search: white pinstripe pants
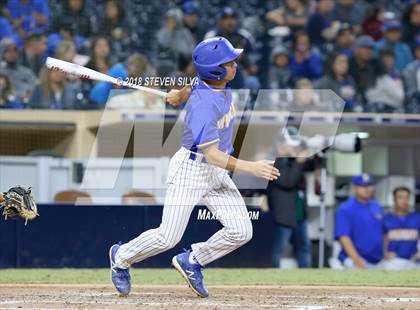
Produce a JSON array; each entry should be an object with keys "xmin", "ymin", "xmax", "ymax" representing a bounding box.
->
[{"xmin": 115, "ymin": 147, "xmax": 253, "ymax": 268}]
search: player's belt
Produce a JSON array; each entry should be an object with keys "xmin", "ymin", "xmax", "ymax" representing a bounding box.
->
[
  {"xmin": 189, "ymin": 151, "xmax": 207, "ymax": 163},
  {"xmin": 181, "ymin": 147, "xmax": 207, "ymax": 163}
]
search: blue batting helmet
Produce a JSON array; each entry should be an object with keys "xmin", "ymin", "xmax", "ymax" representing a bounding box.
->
[{"xmin": 192, "ymin": 37, "xmax": 243, "ymax": 80}]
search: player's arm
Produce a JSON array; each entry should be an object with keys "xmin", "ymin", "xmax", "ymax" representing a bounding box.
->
[
  {"xmin": 338, "ymin": 236, "xmax": 366, "ymax": 268},
  {"xmin": 383, "ymin": 234, "xmax": 389, "ymax": 256},
  {"xmin": 203, "ymin": 144, "xmax": 280, "ymax": 181},
  {"xmin": 0, "ymin": 193, "xmax": 4, "ymax": 203},
  {"xmin": 383, "ymin": 234, "xmax": 396, "ymax": 260},
  {"xmin": 166, "ymin": 85, "xmax": 192, "ymax": 106}
]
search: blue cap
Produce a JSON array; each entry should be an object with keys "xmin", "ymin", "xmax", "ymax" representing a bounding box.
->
[
  {"xmin": 182, "ymin": 1, "xmax": 199, "ymax": 15},
  {"xmin": 356, "ymin": 35, "xmax": 375, "ymax": 49},
  {"xmin": 218, "ymin": 6, "xmax": 237, "ymax": 19},
  {"xmin": 383, "ymin": 19, "xmax": 401, "ymax": 32},
  {"xmin": 352, "ymin": 174, "xmax": 374, "ymax": 186}
]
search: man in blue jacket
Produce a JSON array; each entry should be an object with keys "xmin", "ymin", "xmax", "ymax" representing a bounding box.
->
[
  {"xmin": 375, "ymin": 19, "xmax": 413, "ymax": 71},
  {"xmin": 335, "ymin": 174, "xmax": 384, "ymax": 268}
]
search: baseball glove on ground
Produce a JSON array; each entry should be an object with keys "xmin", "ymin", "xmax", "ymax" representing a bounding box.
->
[{"xmin": 0, "ymin": 186, "xmax": 38, "ymax": 225}]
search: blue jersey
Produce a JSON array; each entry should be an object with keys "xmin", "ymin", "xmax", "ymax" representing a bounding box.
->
[
  {"xmin": 383, "ymin": 212, "xmax": 420, "ymax": 259},
  {"xmin": 182, "ymin": 78, "xmax": 235, "ymax": 154},
  {"xmin": 335, "ymin": 197, "xmax": 384, "ymax": 264},
  {"xmin": 8, "ymin": 0, "xmax": 50, "ymax": 34}
]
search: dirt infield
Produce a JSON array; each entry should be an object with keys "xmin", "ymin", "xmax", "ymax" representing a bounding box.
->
[{"xmin": 0, "ymin": 284, "xmax": 419, "ymax": 309}]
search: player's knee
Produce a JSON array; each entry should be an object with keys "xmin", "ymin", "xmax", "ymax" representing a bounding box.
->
[
  {"xmin": 155, "ymin": 230, "xmax": 180, "ymax": 250},
  {"xmin": 166, "ymin": 234, "xmax": 182, "ymax": 249},
  {"xmin": 240, "ymin": 221, "xmax": 253, "ymax": 244},
  {"xmin": 228, "ymin": 221, "xmax": 253, "ymax": 244}
]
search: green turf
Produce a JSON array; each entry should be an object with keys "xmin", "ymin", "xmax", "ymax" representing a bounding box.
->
[{"xmin": 0, "ymin": 269, "xmax": 419, "ymax": 287}]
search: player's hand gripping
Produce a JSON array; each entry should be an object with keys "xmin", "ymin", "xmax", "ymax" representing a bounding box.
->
[
  {"xmin": 166, "ymin": 85, "xmax": 192, "ymax": 107},
  {"xmin": 251, "ymin": 160, "xmax": 280, "ymax": 181}
]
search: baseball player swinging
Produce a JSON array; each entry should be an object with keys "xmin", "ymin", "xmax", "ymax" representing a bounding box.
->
[{"xmin": 109, "ymin": 37, "xmax": 280, "ymax": 298}]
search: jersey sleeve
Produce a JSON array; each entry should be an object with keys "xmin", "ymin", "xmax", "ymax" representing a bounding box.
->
[
  {"xmin": 415, "ymin": 213, "xmax": 420, "ymax": 232},
  {"xmin": 382, "ymin": 214, "xmax": 390, "ymax": 234},
  {"xmin": 335, "ymin": 207, "xmax": 351, "ymax": 239},
  {"xmin": 189, "ymin": 104, "xmax": 220, "ymax": 149}
]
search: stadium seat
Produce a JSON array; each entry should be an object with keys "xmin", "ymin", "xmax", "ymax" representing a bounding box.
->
[
  {"xmin": 122, "ymin": 190, "xmax": 157, "ymax": 205},
  {"xmin": 54, "ymin": 190, "xmax": 92, "ymax": 204}
]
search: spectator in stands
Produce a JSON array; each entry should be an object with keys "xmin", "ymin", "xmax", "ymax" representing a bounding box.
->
[
  {"xmin": 0, "ymin": 73, "xmax": 23, "ymax": 109},
  {"xmin": 86, "ymin": 37, "xmax": 112, "ymax": 74},
  {"xmin": 382, "ymin": 187, "xmax": 420, "ymax": 270},
  {"xmin": 125, "ymin": 53, "xmax": 154, "ymax": 83},
  {"xmin": 54, "ymin": 40, "xmax": 76, "ymax": 63},
  {"xmin": 361, "ymin": 5, "xmax": 384, "ymax": 41},
  {"xmin": 204, "ymin": 7, "xmax": 255, "ymax": 54},
  {"xmin": 366, "ymin": 49, "xmax": 405, "ymax": 113},
  {"xmin": 269, "ymin": 45, "xmax": 292, "ymax": 89},
  {"xmin": 204, "ymin": 6, "xmax": 259, "ymax": 92},
  {"xmin": 0, "ymin": 38, "xmax": 36, "ymax": 103},
  {"xmin": 89, "ymin": 53, "xmax": 154, "ymax": 106},
  {"xmin": 317, "ymin": 51, "xmax": 358, "ymax": 112},
  {"xmin": 306, "ymin": 0, "xmax": 338, "ymax": 47},
  {"xmin": 54, "ymin": 40, "xmax": 90, "ymax": 105},
  {"xmin": 335, "ymin": 174, "xmax": 384, "ymax": 269},
  {"xmin": 375, "ymin": 19, "xmax": 413, "ymax": 71},
  {"xmin": 266, "ymin": 126, "xmax": 312, "ymax": 268},
  {"xmin": 89, "ymin": 63, "xmax": 126, "ymax": 105},
  {"xmin": 332, "ymin": 0, "xmax": 367, "ymax": 33},
  {"xmin": 30, "ymin": 66, "xmax": 82, "ymax": 109},
  {"xmin": 402, "ymin": 3, "xmax": 420, "ymax": 49},
  {"xmin": 292, "ymin": 77, "xmax": 341, "ymax": 111},
  {"xmin": 289, "ymin": 31, "xmax": 323, "ymax": 81},
  {"xmin": 156, "ymin": 8, "xmax": 195, "ymax": 74},
  {"xmin": 99, "ymin": 0, "xmax": 132, "ymax": 62},
  {"xmin": 266, "ymin": 0, "xmax": 310, "ymax": 36},
  {"xmin": 51, "ymin": 0, "xmax": 92, "ymax": 39},
  {"xmin": 334, "ymin": 24, "xmax": 356, "ymax": 59},
  {"xmin": 182, "ymin": 1, "xmax": 205, "ymax": 42},
  {"xmin": 171, "ymin": 53, "xmax": 196, "ymax": 82},
  {"xmin": 21, "ymin": 33, "xmax": 47, "ymax": 75},
  {"xmin": 349, "ymin": 35, "xmax": 382, "ymax": 106},
  {"xmin": 47, "ymin": 20, "xmax": 86, "ymax": 57},
  {"xmin": 291, "ymin": 78, "xmax": 320, "ymax": 111},
  {"xmin": 106, "ymin": 53, "xmax": 161, "ymax": 110},
  {"xmin": 403, "ymin": 36, "xmax": 420, "ymax": 113},
  {"xmin": 7, "ymin": 0, "xmax": 49, "ymax": 41}
]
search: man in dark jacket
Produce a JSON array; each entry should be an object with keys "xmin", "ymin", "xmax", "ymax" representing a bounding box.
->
[
  {"xmin": 0, "ymin": 38, "xmax": 36, "ymax": 102},
  {"xmin": 348, "ymin": 35, "xmax": 382, "ymax": 107},
  {"xmin": 267, "ymin": 126, "xmax": 312, "ymax": 268}
]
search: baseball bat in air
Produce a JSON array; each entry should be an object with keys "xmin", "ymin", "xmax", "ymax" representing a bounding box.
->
[{"xmin": 45, "ymin": 57, "xmax": 167, "ymax": 98}]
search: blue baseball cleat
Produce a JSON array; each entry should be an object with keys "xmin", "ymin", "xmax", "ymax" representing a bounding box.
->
[
  {"xmin": 172, "ymin": 249, "xmax": 209, "ymax": 298},
  {"xmin": 109, "ymin": 243, "xmax": 131, "ymax": 296}
]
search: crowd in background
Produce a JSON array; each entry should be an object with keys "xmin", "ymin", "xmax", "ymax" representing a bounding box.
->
[{"xmin": 0, "ymin": 0, "xmax": 419, "ymax": 113}]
